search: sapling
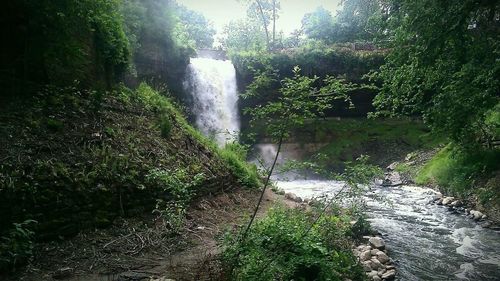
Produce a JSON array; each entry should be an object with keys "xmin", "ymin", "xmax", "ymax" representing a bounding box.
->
[{"xmin": 240, "ymin": 66, "xmax": 359, "ymax": 239}]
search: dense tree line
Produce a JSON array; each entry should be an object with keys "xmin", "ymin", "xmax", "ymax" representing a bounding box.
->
[
  {"xmin": 226, "ymin": 0, "xmax": 499, "ymax": 150},
  {"xmin": 1, "ymin": 0, "xmax": 215, "ymax": 97}
]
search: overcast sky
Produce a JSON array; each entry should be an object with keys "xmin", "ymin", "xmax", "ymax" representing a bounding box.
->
[{"xmin": 176, "ymin": 0, "xmax": 342, "ymax": 35}]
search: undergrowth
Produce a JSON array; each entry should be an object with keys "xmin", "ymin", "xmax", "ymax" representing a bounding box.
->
[
  {"xmin": 0, "ymin": 82, "xmax": 260, "ymax": 271},
  {"xmin": 221, "ymin": 206, "xmax": 365, "ymax": 281}
]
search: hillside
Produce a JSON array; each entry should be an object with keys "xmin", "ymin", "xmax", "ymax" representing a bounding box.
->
[{"xmin": 0, "ymin": 83, "xmax": 259, "ymax": 273}]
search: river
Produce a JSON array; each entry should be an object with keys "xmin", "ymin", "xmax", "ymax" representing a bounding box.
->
[{"xmin": 277, "ymin": 180, "xmax": 500, "ymax": 280}]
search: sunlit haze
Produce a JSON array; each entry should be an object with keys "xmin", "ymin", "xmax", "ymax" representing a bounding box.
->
[{"xmin": 176, "ymin": 0, "xmax": 342, "ymax": 36}]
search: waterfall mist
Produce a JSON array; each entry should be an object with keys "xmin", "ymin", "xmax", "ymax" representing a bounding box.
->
[{"xmin": 184, "ymin": 57, "xmax": 240, "ymax": 146}]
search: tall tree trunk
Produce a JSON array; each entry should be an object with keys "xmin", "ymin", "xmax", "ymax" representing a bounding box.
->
[
  {"xmin": 255, "ymin": 0, "xmax": 270, "ymax": 51},
  {"xmin": 272, "ymin": 0, "xmax": 276, "ymax": 50}
]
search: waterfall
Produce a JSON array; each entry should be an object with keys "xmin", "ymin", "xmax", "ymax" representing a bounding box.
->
[{"xmin": 184, "ymin": 57, "xmax": 240, "ymax": 146}]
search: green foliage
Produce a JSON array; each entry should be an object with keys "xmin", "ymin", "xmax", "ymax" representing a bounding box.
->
[
  {"xmin": 372, "ymin": 0, "xmax": 500, "ymax": 148},
  {"xmin": 0, "ymin": 220, "xmax": 37, "ymax": 271},
  {"xmin": 244, "ymin": 66, "xmax": 356, "ymax": 142},
  {"xmin": 175, "ymin": 4, "xmax": 216, "ymax": 49},
  {"xmin": 301, "ymin": 0, "xmax": 387, "ymax": 44},
  {"xmin": 160, "ymin": 116, "xmax": 172, "ymax": 138},
  {"xmin": 302, "ymin": 7, "xmax": 336, "ymax": 43},
  {"xmin": 221, "ymin": 207, "xmax": 365, "ymax": 281},
  {"xmin": 147, "ymin": 168, "xmax": 204, "ymax": 231},
  {"xmin": 305, "ymin": 118, "xmax": 441, "ymax": 170},
  {"xmin": 219, "ymin": 143, "xmax": 261, "ymax": 188},
  {"xmin": 416, "ymin": 145, "xmax": 500, "ymax": 197},
  {"xmin": 130, "ymin": 83, "xmax": 261, "ymax": 189},
  {"xmin": 9, "ymin": 0, "xmax": 130, "ymax": 88},
  {"xmin": 221, "ymin": 18, "xmax": 268, "ymax": 52},
  {"xmin": 45, "ymin": 118, "xmax": 64, "ymax": 132}
]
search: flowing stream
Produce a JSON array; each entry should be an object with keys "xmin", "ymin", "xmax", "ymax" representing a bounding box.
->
[
  {"xmin": 184, "ymin": 57, "xmax": 240, "ymax": 146},
  {"xmin": 252, "ymin": 144, "xmax": 500, "ymax": 280},
  {"xmin": 276, "ymin": 179, "xmax": 500, "ymax": 280}
]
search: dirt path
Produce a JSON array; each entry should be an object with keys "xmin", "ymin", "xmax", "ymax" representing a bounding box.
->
[{"xmin": 6, "ymin": 188, "xmax": 299, "ymax": 281}]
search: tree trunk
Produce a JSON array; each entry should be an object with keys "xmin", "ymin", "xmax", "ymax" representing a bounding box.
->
[
  {"xmin": 272, "ymin": 0, "xmax": 276, "ymax": 50},
  {"xmin": 255, "ymin": 0, "xmax": 270, "ymax": 51}
]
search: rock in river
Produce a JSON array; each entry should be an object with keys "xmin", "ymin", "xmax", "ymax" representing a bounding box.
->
[
  {"xmin": 376, "ymin": 251, "xmax": 390, "ymax": 264},
  {"xmin": 381, "ymin": 269, "xmax": 396, "ymax": 280},
  {"xmin": 369, "ymin": 236, "xmax": 386, "ymax": 250}
]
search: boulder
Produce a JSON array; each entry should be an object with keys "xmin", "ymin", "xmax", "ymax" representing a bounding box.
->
[
  {"xmin": 52, "ymin": 267, "xmax": 74, "ymax": 280},
  {"xmin": 362, "ymin": 261, "xmax": 373, "ymax": 272},
  {"xmin": 370, "ymin": 257, "xmax": 385, "ymax": 270},
  {"xmin": 441, "ymin": 197, "xmax": 455, "ymax": 205},
  {"xmin": 387, "ymin": 162, "xmax": 399, "ymax": 171},
  {"xmin": 368, "ymin": 271, "xmax": 379, "ymax": 278},
  {"xmin": 385, "ymin": 265, "xmax": 396, "ymax": 270},
  {"xmin": 371, "ymin": 249, "xmax": 379, "ymax": 256},
  {"xmin": 369, "ymin": 236, "xmax": 386, "ymax": 250},
  {"xmin": 450, "ymin": 200, "xmax": 462, "ymax": 207},
  {"xmin": 360, "ymin": 250, "xmax": 372, "ymax": 261},
  {"xmin": 382, "ymin": 172, "xmax": 403, "ymax": 187},
  {"xmin": 284, "ymin": 193, "xmax": 302, "ymax": 203},
  {"xmin": 376, "ymin": 251, "xmax": 390, "ymax": 264},
  {"xmin": 381, "ymin": 269, "xmax": 396, "ymax": 280},
  {"xmin": 469, "ymin": 210, "xmax": 484, "ymax": 221},
  {"xmin": 373, "ymin": 276, "xmax": 381, "ymax": 281}
]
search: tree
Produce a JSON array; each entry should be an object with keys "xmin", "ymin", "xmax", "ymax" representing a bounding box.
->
[
  {"xmin": 372, "ymin": 0, "xmax": 500, "ymax": 148},
  {"xmin": 175, "ymin": 4, "xmax": 216, "ymax": 49},
  {"xmin": 302, "ymin": 6, "xmax": 336, "ymax": 43},
  {"xmin": 244, "ymin": 0, "xmax": 281, "ymax": 51},
  {"xmin": 221, "ymin": 18, "xmax": 267, "ymax": 51}
]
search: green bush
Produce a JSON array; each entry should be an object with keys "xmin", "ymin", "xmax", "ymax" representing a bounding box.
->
[
  {"xmin": 219, "ymin": 143, "xmax": 261, "ymax": 188},
  {"xmin": 0, "ymin": 220, "xmax": 37, "ymax": 271},
  {"xmin": 146, "ymin": 168, "xmax": 204, "ymax": 231},
  {"xmin": 221, "ymin": 207, "xmax": 365, "ymax": 281}
]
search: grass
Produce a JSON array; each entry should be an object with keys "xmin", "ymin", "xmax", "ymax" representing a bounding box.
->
[
  {"xmin": 131, "ymin": 83, "xmax": 261, "ymax": 188},
  {"xmin": 415, "ymin": 144, "xmax": 500, "ymax": 199}
]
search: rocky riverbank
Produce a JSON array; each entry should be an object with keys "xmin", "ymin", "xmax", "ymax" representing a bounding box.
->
[
  {"xmin": 353, "ymin": 236, "xmax": 396, "ymax": 281},
  {"xmin": 383, "ymin": 152, "xmax": 500, "ymax": 229}
]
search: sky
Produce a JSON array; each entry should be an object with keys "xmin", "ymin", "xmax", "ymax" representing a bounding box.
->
[{"xmin": 176, "ymin": 0, "xmax": 342, "ymax": 36}]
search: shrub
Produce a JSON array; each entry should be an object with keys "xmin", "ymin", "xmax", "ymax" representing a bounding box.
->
[
  {"xmin": 221, "ymin": 207, "xmax": 365, "ymax": 281},
  {"xmin": 219, "ymin": 142, "xmax": 261, "ymax": 188},
  {"xmin": 0, "ymin": 220, "xmax": 37, "ymax": 271},
  {"xmin": 146, "ymin": 168, "xmax": 204, "ymax": 231}
]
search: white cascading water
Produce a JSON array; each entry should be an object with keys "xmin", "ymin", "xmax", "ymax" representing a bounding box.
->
[{"xmin": 184, "ymin": 57, "xmax": 240, "ymax": 146}]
